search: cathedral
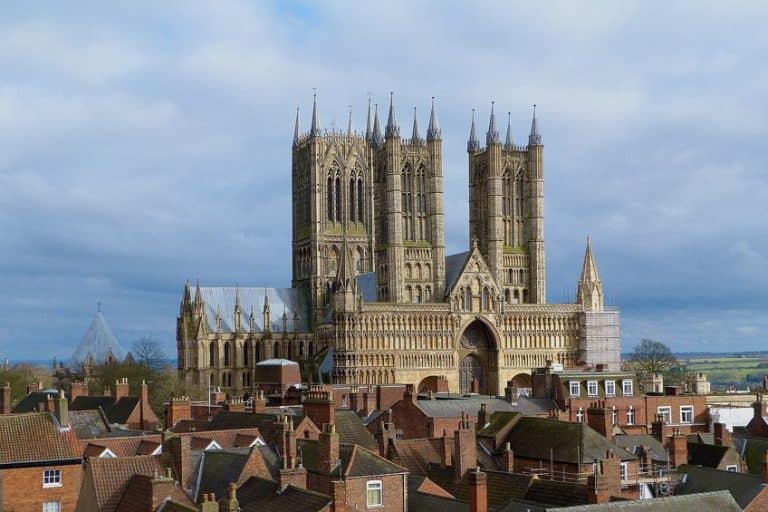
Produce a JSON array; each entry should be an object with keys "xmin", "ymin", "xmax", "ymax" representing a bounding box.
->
[{"xmin": 177, "ymin": 94, "xmax": 620, "ymax": 396}]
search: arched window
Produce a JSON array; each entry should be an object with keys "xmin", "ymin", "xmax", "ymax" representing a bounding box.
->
[
  {"xmin": 424, "ymin": 263, "xmax": 431, "ymax": 279},
  {"xmin": 209, "ymin": 343, "xmax": 216, "ymax": 367},
  {"xmin": 519, "ymin": 269, "xmax": 525, "ymax": 284},
  {"xmin": 357, "ymin": 178, "xmax": 364, "ymax": 224},
  {"xmin": 356, "ymin": 246, "xmax": 365, "ymax": 273},
  {"xmin": 416, "ymin": 165, "xmax": 427, "ymax": 240},
  {"xmin": 481, "ymin": 288, "xmax": 489, "ymax": 311},
  {"xmin": 405, "ymin": 263, "xmax": 412, "ymax": 279},
  {"xmin": 415, "ymin": 286, "xmax": 422, "ymax": 304},
  {"xmin": 401, "ymin": 166, "xmax": 412, "ymax": 240},
  {"xmin": 287, "ymin": 341, "xmax": 293, "ymax": 361},
  {"xmin": 243, "ymin": 341, "xmax": 250, "ymax": 367},
  {"xmin": 255, "ymin": 341, "xmax": 262, "ymax": 363},
  {"xmin": 415, "ymin": 263, "xmax": 422, "ymax": 280},
  {"xmin": 329, "ymin": 246, "xmax": 339, "ymax": 274},
  {"xmin": 405, "ymin": 286, "xmax": 412, "ymax": 303},
  {"xmin": 505, "ymin": 289, "xmax": 511, "ymax": 302},
  {"xmin": 335, "ymin": 176, "xmax": 342, "ymax": 223},
  {"xmin": 223, "ymin": 342, "xmax": 231, "ymax": 367},
  {"xmin": 464, "ymin": 287, "xmax": 472, "ymax": 310},
  {"xmin": 514, "ymin": 171, "xmax": 524, "ymax": 245},
  {"xmin": 349, "ymin": 177, "xmax": 356, "ymax": 222},
  {"xmin": 327, "ymin": 176, "xmax": 334, "ymax": 222},
  {"xmin": 425, "ymin": 286, "xmax": 432, "ymax": 301}
]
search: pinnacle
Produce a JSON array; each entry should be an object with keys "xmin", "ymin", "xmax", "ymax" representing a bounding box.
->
[
  {"xmin": 310, "ymin": 90, "xmax": 320, "ymax": 136},
  {"xmin": 385, "ymin": 91, "xmax": 399, "ymax": 138},
  {"xmin": 486, "ymin": 101, "xmax": 500, "ymax": 145},
  {"xmin": 529, "ymin": 104, "xmax": 542, "ymax": 145},
  {"xmin": 427, "ymin": 96, "xmax": 441, "ymax": 141},
  {"xmin": 467, "ymin": 109, "xmax": 480, "ymax": 152},
  {"xmin": 504, "ymin": 112, "xmax": 514, "ymax": 149},
  {"xmin": 411, "ymin": 107, "xmax": 422, "ymax": 144}
]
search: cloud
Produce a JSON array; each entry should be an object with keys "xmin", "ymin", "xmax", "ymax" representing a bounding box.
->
[{"xmin": 0, "ymin": 1, "xmax": 766, "ymax": 359}]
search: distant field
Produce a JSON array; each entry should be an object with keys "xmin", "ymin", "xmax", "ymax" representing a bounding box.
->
[{"xmin": 682, "ymin": 356, "xmax": 768, "ymax": 389}]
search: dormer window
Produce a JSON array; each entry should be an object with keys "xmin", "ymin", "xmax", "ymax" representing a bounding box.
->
[
  {"xmin": 587, "ymin": 381, "xmax": 598, "ymax": 396},
  {"xmin": 605, "ymin": 380, "xmax": 616, "ymax": 396},
  {"xmin": 569, "ymin": 381, "xmax": 580, "ymax": 397}
]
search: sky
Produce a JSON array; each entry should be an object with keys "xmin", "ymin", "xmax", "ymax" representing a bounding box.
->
[{"xmin": 1, "ymin": 1, "xmax": 766, "ymax": 361}]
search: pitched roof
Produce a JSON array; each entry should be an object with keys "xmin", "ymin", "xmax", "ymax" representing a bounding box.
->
[
  {"xmin": 390, "ymin": 438, "xmax": 445, "ymax": 474},
  {"xmin": 522, "ymin": 478, "xmax": 588, "ymax": 507},
  {"xmin": 195, "ymin": 287, "xmax": 309, "ymax": 332},
  {"xmin": 676, "ymin": 464, "xmax": 765, "ymax": 508},
  {"xmin": 0, "ymin": 412, "xmax": 81, "ymax": 465},
  {"xmin": 613, "ymin": 434, "xmax": 669, "ymax": 463},
  {"xmin": 71, "ymin": 395, "xmax": 115, "ymax": 412},
  {"xmin": 236, "ymin": 476, "xmax": 332, "ymax": 512},
  {"xmin": 553, "ymin": 490, "xmax": 741, "ymax": 511},
  {"xmin": 445, "ymin": 252, "xmax": 470, "ymax": 294},
  {"xmin": 81, "ymin": 435, "xmax": 163, "ymax": 458},
  {"xmin": 11, "ymin": 390, "xmax": 59, "ymax": 413},
  {"xmin": 297, "ymin": 439, "xmax": 406, "ymax": 477},
  {"xmin": 414, "ymin": 396, "xmax": 518, "ymax": 418},
  {"xmin": 71, "ymin": 310, "xmax": 126, "ymax": 364},
  {"xmin": 504, "ymin": 416, "xmax": 635, "ymax": 464},
  {"xmin": 422, "ymin": 467, "xmax": 534, "ymax": 509},
  {"xmin": 333, "ymin": 410, "xmax": 378, "ymax": 451},
  {"xmin": 85, "ymin": 454, "xmax": 171, "ymax": 512},
  {"xmin": 195, "ymin": 447, "xmax": 273, "ymax": 502},
  {"xmin": 687, "ymin": 441, "xmax": 731, "ymax": 468},
  {"xmin": 115, "ymin": 474, "xmax": 193, "ymax": 512},
  {"xmin": 70, "ymin": 409, "xmax": 111, "ymax": 438}
]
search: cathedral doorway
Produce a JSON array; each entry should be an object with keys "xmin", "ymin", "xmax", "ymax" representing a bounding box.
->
[{"xmin": 457, "ymin": 320, "xmax": 498, "ymax": 395}]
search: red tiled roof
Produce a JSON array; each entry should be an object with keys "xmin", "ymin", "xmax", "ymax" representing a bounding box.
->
[
  {"xmin": 179, "ymin": 428, "xmax": 263, "ymax": 450},
  {"xmin": 86, "ymin": 454, "xmax": 172, "ymax": 512},
  {"xmin": 80, "ymin": 435, "xmax": 162, "ymax": 458},
  {"xmin": 390, "ymin": 437, "xmax": 446, "ymax": 474},
  {"xmin": 115, "ymin": 474, "xmax": 194, "ymax": 512},
  {"xmin": 0, "ymin": 412, "xmax": 81, "ymax": 465}
]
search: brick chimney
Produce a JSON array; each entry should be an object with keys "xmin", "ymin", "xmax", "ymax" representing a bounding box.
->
[
  {"xmin": 27, "ymin": 381, "xmax": 41, "ymax": 395},
  {"xmin": 651, "ymin": 414, "xmax": 669, "ymax": 444},
  {"xmin": 274, "ymin": 415, "xmax": 297, "ymax": 462},
  {"xmin": 440, "ymin": 429, "xmax": 452, "ymax": 468},
  {"xmin": 226, "ymin": 396, "xmax": 245, "ymax": 413},
  {"xmin": 331, "ymin": 480, "xmax": 346, "ymax": 512},
  {"xmin": 252, "ymin": 389, "xmax": 266, "ymax": 414},
  {"xmin": 165, "ymin": 434, "xmax": 192, "ymax": 491},
  {"xmin": 669, "ymin": 428, "xmax": 688, "ymax": 468},
  {"xmin": 501, "ymin": 442, "xmax": 514, "ymax": 472},
  {"xmin": 319, "ymin": 423, "xmax": 340, "ymax": 475},
  {"xmin": 454, "ymin": 412, "xmax": 476, "ymax": 481},
  {"xmin": 754, "ymin": 394, "xmax": 765, "ymax": 421},
  {"xmin": 404, "ymin": 384, "xmax": 418, "ymax": 403},
  {"xmin": 762, "ymin": 450, "xmax": 768, "ymax": 484},
  {"xmin": 379, "ymin": 421, "xmax": 395, "ymax": 459},
  {"xmin": 0, "ymin": 383, "xmax": 10, "ymax": 414},
  {"xmin": 113, "ymin": 378, "xmax": 129, "ymax": 402},
  {"xmin": 714, "ymin": 422, "xmax": 731, "ymax": 447},
  {"xmin": 210, "ymin": 387, "xmax": 226, "ymax": 405},
  {"xmin": 304, "ymin": 387, "xmax": 335, "ymax": 429},
  {"xmin": 221, "ymin": 482, "xmax": 239, "ymax": 512},
  {"xmin": 587, "ymin": 450, "xmax": 622, "ymax": 504},
  {"xmin": 200, "ymin": 492, "xmax": 219, "ymax": 512},
  {"xmin": 165, "ymin": 396, "xmax": 192, "ymax": 429},
  {"xmin": 278, "ymin": 455, "xmax": 307, "ymax": 489},
  {"xmin": 69, "ymin": 382, "xmax": 87, "ymax": 402},
  {"xmin": 469, "ymin": 467, "xmax": 487, "ymax": 512},
  {"xmin": 54, "ymin": 389, "xmax": 69, "ymax": 428},
  {"xmin": 139, "ymin": 380, "xmax": 152, "ymax": 429},
  {"xmin": 361, "ymin": 390, "xmax": 375, "ymax": 417},
  {"xmin": 587, "ymin": 402, "xmax": 613, "ymax": 440},
  {"xmin": 477, "ymin": 403, "xmax": 489, "ymax": 430}
]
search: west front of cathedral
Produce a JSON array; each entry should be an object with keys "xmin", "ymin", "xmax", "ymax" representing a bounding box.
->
[{"xmin": 177, "ymin": 95, "xmax": 620, "ymax": 396}]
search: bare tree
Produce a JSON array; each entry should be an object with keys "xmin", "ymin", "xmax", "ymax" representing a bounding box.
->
[
  {"xmin": 132, "ymin": 336, "xmax": 168, "ymax": 372},
  {"xmin": 626, "ymin": 338, "xmax": 679, "ymax": 378}
]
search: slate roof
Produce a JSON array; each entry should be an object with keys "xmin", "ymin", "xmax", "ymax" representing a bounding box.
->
[
  {"xmin": 676, "ymin": 464, "xmax": 766, "ymax": 509},
  {"xmin": 85, "ymin": 454, "xmax": 171, "ymax": 512},
  {"xmin": 297, "ymin": 439, "xmax": 406, "ymax": 477},
  {"xmin": 196, "ymin": 286, "xmax": 309, "ymax": 332},
  {"xmin": 554, "ymin": 490, "xmax": 742, "ymax": 511},
  {"xmin": 423, "ymin": 467, "xmax": 534, "ymax": 509},
  {"xmin": 445, "ymin": 252, "xmax": 470, "ymax": 295},
  {"xmin": 613, "ymin": 434, "xmax": 669, "ymax": 463},
  {"xmin": 733, "ymin": 435, "xmax": 768, "ymax": 475},
  {"xmin": 522, "ymin": 478, "xmax": 588, "ymax": 507},
  {"xmin": 0, "ymin": 412, "xmax": 81, "ymax": 465},
  {"xmin": 70, "ymin": 395, "xmax": 142, "ymax": 425},
  {"xmin": 687, "ymin": 441, "xmax": 730, "ymax": 468},
  {"xmin": 333, "ymin": 410, "xmax": 378, "ymax": 451},
  {"xmin": 415, "ymin": 396, "xmax": 517, "ymax": 418},
  {"xmin": 11, "ymin": 389, "xmax": 59, "ymax": 413},
  {"xmin": 71, "ymin": 310, "xmax": 126, "ymax": 364},
  {"xmin": 70, "ymin": 409, "xmax": 111, "ymax": 438},
  {"xmin": 195, "ymin": 446, "xmax": 275, "ymax": 502},
  {"xmin": 504, "ymin": 416, "xmax": 635, "ymax": 464},
  {"xmin": 237, "ymin": 476, "xmax": 333, "ymax": 512}
]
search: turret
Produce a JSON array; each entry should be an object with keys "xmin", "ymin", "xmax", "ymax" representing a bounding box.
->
[
  {"xmin": 486, "ymin": 101, "xmax": 500, "ymax": 146},
  {"xmin": 504, "ymin": 112, "xmax": 514, "ymax": 149},
  {"xmin": 467, "ymin": 109, "xmax": 480, "ymax": 152},
  {"xmin": 381, "ymin": 93, "xmax": 404, "ymax": 302},
  {"xmin": 309, "ymin": 91, "xmax": 320, "ymax": 137},
  {"xmin": 262, "ymin": 288, "xmax": 271, "ymax": 333},
  {"xmin": 385, "ymin": 92, "xmax": 399, "ymax": 138},
  {"xmin": 426, "ymin": 96, "xmax": 441, "ymax": 141},
  {"xmin": 426, "ymin": 97, "xmax": 446, "ymax": 299},
  {"xmin": 576, "ymin": 237, "xmax": 604, "ymax": 312},
  {"xmin": 410, "ymin": 107, "xmax": 423, "ymax": 145},
  {"xmin": 371, "ymin": 103, "xmax": 383, "ymax": 146},
  {"xmin": 293, "ymin": 105, "xmax": 300, "ymax": 146},
  {"xmin": 527, "ymin": 105, "xmax": 546, "ymax": 303}
]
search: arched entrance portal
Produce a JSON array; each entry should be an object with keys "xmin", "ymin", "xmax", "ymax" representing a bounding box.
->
[{"xmin": 457, "ymin": 320, "xmax": 498, "ymax": 395}]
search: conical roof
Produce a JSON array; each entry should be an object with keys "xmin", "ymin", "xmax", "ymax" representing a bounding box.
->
[{"xmin": 71, "ymin": 310, "xmax": 126, "ymax": 365}]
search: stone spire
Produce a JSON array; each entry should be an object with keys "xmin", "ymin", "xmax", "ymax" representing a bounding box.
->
[
  {"xmin": 293, "ymin": 104, "xmax": 300, "ymax": 146},
  {"xmin": 385, "ymin": 92, "xmax": 399, "ymax": 138},
  {"xmin": 486, "ymin": 101, "xmax": 500, "ymax": 145},
  {"xmin": 411, "ymin": 107, "xmax": 422, "ymax": 144},
  {"xmin": 504, "ymin": 111, "xmax": 514, "ymax": 149},
  {"xmin": 310, "ymin": 90, "xmax": 320, "ymax": 137},
  {"xmin": 372, "ymin": 103, "xmax": 384, "ymax": 146},
  {"xmin": 234, "ymin": 284, "xmax": 242, "ymax": 332},
  {"xmin": 467, "ymin": 109, "xmax": 480, "ymax": 152},
  {"xmin": 576, "ymin": 237, "xmax": 604, "ymax": 312},
  {"xmin": 365, "ymin": 97, "xmax": 373, "ymax": 141},
  {"xmin": 263, "ymin": 286, "xmax": 271, "ymax": 332},
  {"xmin": 427, "ymin": 96, "xmax": 441, "ymax": 141},
  {"xmin": 346, "ymin": 105, "xmax": 353, "ymax": 138},
  {"xmin": 528, "ymin": 104, "xmax": 542, "ymax": 145},
  {"xmin": 194, "ymin": 280, "xmax": 203, "ymax": 314}
]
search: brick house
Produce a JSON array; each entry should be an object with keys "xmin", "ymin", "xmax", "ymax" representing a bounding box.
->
[
  {"xmin": 0, "ymin": 392, "xmax": 83, "ymax": 512},
  {"xmin": 70, "ymin": 379, "xmax": 159, "ymax": 431}
]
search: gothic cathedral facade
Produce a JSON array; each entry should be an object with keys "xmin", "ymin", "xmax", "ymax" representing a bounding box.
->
[{"xmin": 177, "ymin": 95, "xmax": 621, "ymax": 396}]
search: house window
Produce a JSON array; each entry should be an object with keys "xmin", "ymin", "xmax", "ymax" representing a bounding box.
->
[
  {"xmin": 657, "ymin": 406, "xmax": 672, "ymax": 424},
  {"xmin": 366, "ymin": 480, "xmax": 383, "ymax": 507},
  {"xmin": 726, "ymin": 465, "xmax": 738, "ymax": 472},
  {"xmin": 620, "ymin": 462, "xmax": 628, "ymax": 481},
  {"xmin": 627, "ymin": 406, "xmax": 635, "ymax": 425},
  {"xmin": 680, "ymin": 406, "xmax": 694, "ymax": 424},
  {"xmin": 569, "ymin": 381, "xmax": 580, "ymax": 397},
  {"xmin": 576, "ymin": 407, "xmax": 584, "ymax": 423},
  {"xmin": 605, "ymin": 380, "xmax": 616, "ymax": 396},
  {"xmin": 42, "ymin": 503, "xmax": 61, "ymax": 512},
  {"xmin": 43, "ymin": 469, "xmax": 61, "ymax": 488},
  {"xmin": 612, "ymin": 406, "xmax": 618, "ymax": 426},
  {"xmin": 587, "ymin": 381, "xmax": 598, "ymax": 396},
  {"xmin": 622, "ymin": 379, "xmax": 633, "ymax": 396}
]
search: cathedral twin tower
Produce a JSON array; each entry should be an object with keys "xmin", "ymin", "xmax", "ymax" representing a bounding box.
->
[{"xmin": 291, "ymin": 93, "xmax": 545, "ymax": 323}]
